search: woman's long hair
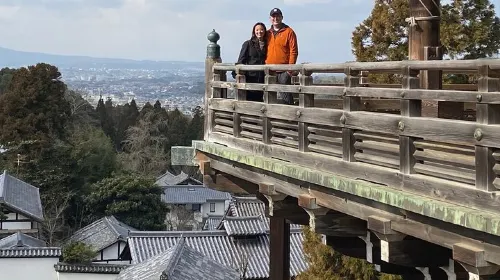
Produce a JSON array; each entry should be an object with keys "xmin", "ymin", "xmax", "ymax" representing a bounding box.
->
[{"xmin": 251, "ymin": 22, "xmax": 267, "ymax": 42}]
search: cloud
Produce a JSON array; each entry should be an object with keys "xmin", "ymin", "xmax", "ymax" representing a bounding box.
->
[
  {"xmin": 284, "ymin": 0, "xmax": 331, "ymax": 6},
  {"xmin": 0, "ymin": 0, "xmax": 377, "ymax": 63}
]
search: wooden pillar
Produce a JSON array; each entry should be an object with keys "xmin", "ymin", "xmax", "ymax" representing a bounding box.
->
[
  {"xmin": 408, "ymin": 0, "xmax": 463, "ymax": 119},
  {"xmin": 342, "ymin": 67, "xmax": 361, "ymax": 162},
  {"xmin": 270, "ymin": 216, "xmax": 290, "ymax": 280},
  {"xmin": 204, "ymin": 29, "xmax": 222, "ymax": 140}
]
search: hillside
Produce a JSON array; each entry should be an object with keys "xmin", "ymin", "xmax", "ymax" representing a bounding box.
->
[{"xmin": 0, "ymin": 47, "xmax": 203, "ymax": 70}]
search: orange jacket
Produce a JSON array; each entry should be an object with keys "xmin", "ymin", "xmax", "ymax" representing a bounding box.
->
[{"xmin": 265, "ymin": 24, "xmax": 298, "ymax": 65}]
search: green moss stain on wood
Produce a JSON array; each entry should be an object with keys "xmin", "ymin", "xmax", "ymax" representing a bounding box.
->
[{"xmin": 193, "ymin": 140, "xmax": 500, "ymax": 236}]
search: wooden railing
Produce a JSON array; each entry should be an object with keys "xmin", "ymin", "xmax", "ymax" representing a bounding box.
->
[{"xmin": 205, "ymin": 59, "xmax": 500, "ymax": 213}]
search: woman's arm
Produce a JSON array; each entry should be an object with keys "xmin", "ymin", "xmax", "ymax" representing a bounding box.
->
[{"xmin": 236, "ymin": 41, "xmax": 249, "ymax": 65}]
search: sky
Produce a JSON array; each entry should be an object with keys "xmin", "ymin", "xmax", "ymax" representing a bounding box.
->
[{"xmin": 0, "ymin": 0, "xmax": 498, "ymax": 63}]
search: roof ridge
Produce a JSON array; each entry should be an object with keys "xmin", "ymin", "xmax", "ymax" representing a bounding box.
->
[
  {"xmin": 128, "ymin": 230, "xmax": 228, "ymax": 237},
  {"xmin": 162, "ymin": 237, "xmax": 186, "ymax": 278},
  {"xmin": 104, "ymin": 216, "xmax": 122, "ymax": 239}
]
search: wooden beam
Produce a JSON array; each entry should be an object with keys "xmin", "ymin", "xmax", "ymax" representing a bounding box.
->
[
  {"xmin": 206, "ymin": 132, "xmax": 500, "ymax": 215},
  {"xmin": 203, "ymin": 174, "xmax": 252, "ymax": 195},
  {"xmin": 326, "ymin": 236, "xmax": 366, "ymax": 259}
]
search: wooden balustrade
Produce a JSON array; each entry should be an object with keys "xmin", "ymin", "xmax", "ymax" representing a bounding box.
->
[{"xmin": 206, "ymin": 59, "xmax": 500, "ymax": 213}]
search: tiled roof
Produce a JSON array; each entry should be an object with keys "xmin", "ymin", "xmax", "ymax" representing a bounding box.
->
[
  {"xmin": 0, "ymin": 232, "xmax": 47, "ymax": 248},
  {"xmin": 221, "ymin": 216, "xmax": 267, "ymax": 236},
  {"xmin": 162, "ymin": 185, "xmax": 232, "ymax": 204},
  {"xmin": 54, "ymin": 263, "xmax": 129, "ymax": 274},
  {"xmin": 126, "ymin": 230, "xmax": 307, "ymax": 279},
  {"xmin": 0, "ymin": 247, "xmax": 61, "ymax": 258},
  {"xmin": 155, "ymin": 171, "xmax": 202, "ymax": 186},
  {"xmin": 202, "ymin": 216, "xmax": 224, "ymax": 231},
  {"xmin": 228, "ymin": 196, "xmax": 303, "ymax": 231},
  {"xmin": 68, "ymin": 216, "xmax": 136, "ymax": 251},
  {"xmin": 229, "ymin": 196, "xmax": 266, "ymax": 217},
  {"xmin": 0, "ymin": 170, "xmax": 43, "ymax": 221},
  {"xmin": 118, "ymin": 238, "xmax": 239, "ymax": 280}
]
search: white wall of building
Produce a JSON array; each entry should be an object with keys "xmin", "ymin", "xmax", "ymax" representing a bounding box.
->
[
  {"xmin": 200, "ymin": 200, "xmax": 227, "ymax": 218},
  {"xmin": 2, "ymin": 211, "xmax": 35, "ymax": 230},
  {"xmin": 57, "ymin": 272, "xmax": 118, "ymax": 280},
  {"xmin": 0, "ymin": 257, "xmax": 58, "ymax": 280}
]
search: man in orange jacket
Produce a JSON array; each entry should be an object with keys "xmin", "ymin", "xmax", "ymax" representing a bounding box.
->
[{"xmin": 266, "ymin": 8, "xmax": 298, "ymax": 105}]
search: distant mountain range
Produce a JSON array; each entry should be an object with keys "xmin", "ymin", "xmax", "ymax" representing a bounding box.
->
[{"xmin": 0, "ymin": 47, "xmax": 204, "ymax": 70}]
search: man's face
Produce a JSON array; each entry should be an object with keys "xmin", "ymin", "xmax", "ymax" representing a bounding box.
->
[{"xmin": 270, "ymin": 14, "xmax": 283, "ymax": 26}]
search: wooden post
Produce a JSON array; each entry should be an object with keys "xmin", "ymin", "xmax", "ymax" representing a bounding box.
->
[
  {"xmin": 204, "ymin": 29, "xmax": 222, "ymax": 140},
  {"xmin": 408, "ymin": 0, "xmax": 463, "ymax": 119},
  {"xmin": 400, "ymin": 67, "xmax": 421, "ymax": 174},
  {"xmin": 263, "ymin": 70, "xmax": 277, "ymax": 144},
  {"xmin": 269, "ymin": 216, "xmax": 290, "ymax": 280},
  {"xmin": 233, "ymin": 73, "xmax": 246, "ymax": 137},
  {"xmin": 475, "ymin": 66, "xmax": 500, "ymax": 191},
  {"xmin": 298, "ymin": 72, "xmax": 313, "ymax": 152},
  {"xmin": 342, "ymin": 67, "xmax": 360, "ymax": 162}
]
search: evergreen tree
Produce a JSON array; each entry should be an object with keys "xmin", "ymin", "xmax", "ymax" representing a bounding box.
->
[
  {"xmin": 0, "ymin": 63, "xmax": 71, "ymax": 143},
  {"xmin": 351, "ymin": 0, "xmax": 500, "ymax": 83},
  {"xmin": 85, "ymin": 174, "xmax": 168, "ymax": 230},
  {"xmin": 297, "ymin": 227, "xmax": 402, "ymax": 280},
  {"xmin": 186, "ymin": 106, "xmax": 204, "ymax": 142}
]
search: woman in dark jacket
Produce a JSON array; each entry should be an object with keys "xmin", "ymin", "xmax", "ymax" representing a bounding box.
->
[{"xmin": 232, "ymin": 22, "xmax": 267, "ymax": 102}]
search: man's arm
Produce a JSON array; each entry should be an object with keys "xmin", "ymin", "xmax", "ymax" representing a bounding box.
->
[{"xmin": 288, "ymin": 30, "xmax": 298, "ymax": 64}]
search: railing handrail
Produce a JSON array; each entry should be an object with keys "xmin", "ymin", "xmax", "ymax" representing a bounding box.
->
[{"xmin": 213, "ymin": 58, "xmax": 500, "ymax": 72}]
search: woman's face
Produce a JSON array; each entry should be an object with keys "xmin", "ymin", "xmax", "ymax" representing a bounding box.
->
[{"xmin": 254, "ymin": 25, "xmax": 265, "ymax": 39}]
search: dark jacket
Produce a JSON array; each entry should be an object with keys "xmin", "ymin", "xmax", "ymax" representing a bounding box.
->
[{"xmin": 232, "ymin": 39, "xmax": 266, "ymax": 83}]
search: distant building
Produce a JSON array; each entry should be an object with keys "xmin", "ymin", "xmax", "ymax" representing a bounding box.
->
[
  {"xmin": 0, "ymin": 170, "xmax": 44, "ymax": 237},
  {"xmin": 155, "ymin": 171, "xmax": 202, "ymax": 186},
  {"xmin": 116, "ymin": 238, "xmax": 238, "ymax": 280},
  {"xmin": 66, "ymin": 216, "xmax": 136, "ymax": 264},
  {"xmin": 0, "ymin": 232, "xmax": 61, "ymax": 280},
  {"xmin": 161, "ymin": 185, "xmax": 231, "ymax": 231}
]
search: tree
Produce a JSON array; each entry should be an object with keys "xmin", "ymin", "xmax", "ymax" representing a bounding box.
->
[
  {"xmin": 297, "ymin": 227, "xmax": 402, "ymax": 280},
  {"xmin": 69, "ymin": 125, "xmax": 116, "ymax": 188},
  {"xmin": 62, "ymin": 241, "xmax": 96, "ymax": 263},
  {"xmin": 351, "ymin": 0, "xmax": 500, "ymax": 83},
  {"xmin": 165, "ymin": 205, "xmax": 197, "ymax": 230},
  {"xmin": 186, "ymin": 106, "xmax": 204, "ymax": 142},
  {"xmin": 42, "ymin": 191, "xmax": 73, "ymax": 246},
  {"xmin": 84, "ymin": 174, "xmax": 168, "ymax": 230},
  {"xmin": 118, "ymin": 111, "xmax": 170, "ymax": 176},
  {"xmin": 0, "ymin": 63, "xmax": 71, "ymax": 143}
]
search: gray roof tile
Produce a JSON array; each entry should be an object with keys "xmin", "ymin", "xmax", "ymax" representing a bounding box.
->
[
  {"xmin": 221, "ymin": 216, "xmax": 267, "ymax": 236},
  {"xmin": 0, "ymin": 170, "xmax": 43, "ymax": 221},
  {"xmin": 0, "ymin": 247, "xmax": 61, "ymax": 258},
  {"xmin": 126, "ymin": 230, "xmax": 307, "ymax": 279},
  {"xmin": 228, "ymin": 196, "xmax": 303, "ymax": 231},
  {"xmin": 119, "ymin": 238, "xmax": 239, "ymax": 280},
  {"xmin": 155, "ymin": 171, "xmax": 202, "ymax": 186},
  {"xmin": 202, "ymin": 216, "xmax": 224, "ymax": 231},
  {"xmin": 162, "ymin": 185, "xmax": 232, "ymax": 204},
  {"xmin": 0, "ymin": 232, "xmax": 47, "ymax": 248},
  {"xmin": 54, "ymin": 263, "xmax": 129, "ymax": 274},
  {"xmin": 68, "ymin": 216, "xmax": 136, "ymax": 251}
]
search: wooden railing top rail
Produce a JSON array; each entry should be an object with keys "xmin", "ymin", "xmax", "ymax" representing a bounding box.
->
[{"xmin": 213, "ymin": 59, "xmax": 500, "ymax": 73}]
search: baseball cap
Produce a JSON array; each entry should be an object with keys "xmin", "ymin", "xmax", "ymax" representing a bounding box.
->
[{"xmin": 270, "ymin": 8, "xmax": 282, "ymax": 16}]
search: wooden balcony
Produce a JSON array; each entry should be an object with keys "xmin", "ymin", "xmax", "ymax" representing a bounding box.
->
[{"xmin": 172, "ymin": 32, "xmax": 500, "ymax": 279}]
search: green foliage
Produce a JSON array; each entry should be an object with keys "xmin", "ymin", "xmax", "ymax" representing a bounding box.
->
[
  {"xmin": 351, "ymin": 0, "xmax": 500, "ymax": 83},
  {"xmin": 186, "ymin": 106, "xmax": 204, "ymax": 142},
  {"xmin": 297, "ymin": 227, "xmax": 402, "ymax": 280},
  {"xmin": 69, "ymin": 125, "xmax": 116, "ymax": 188},
  {"xmin": 62, "ymin": 241, "xmax": 96, "ymax": 263},
  {"xmin": 85, "ymin": 174, "xmax": 168, "ymax": 230},
  {"xmin": 0, "ymin": 63, "xmax": 71, "ymax": 143},
  {"xmin": 0, "ymin": 67, "xmax": 15, "ymax": 95}
]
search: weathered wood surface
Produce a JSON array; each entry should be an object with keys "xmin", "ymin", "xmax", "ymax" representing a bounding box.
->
[
  {"xmin": 200, "ymin": 151, "xmax": 500, "ymax": 267},
  {"xmin": 213, "ymin": 59, "xmax": 500, "ymax": 72},
  {"xmin": 209, "ymin": 99, "xmax": 500, "ymax": 148},
  {"xmin": 212, "ymin": 81, "xmax": 500, "ymax": 104}
]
